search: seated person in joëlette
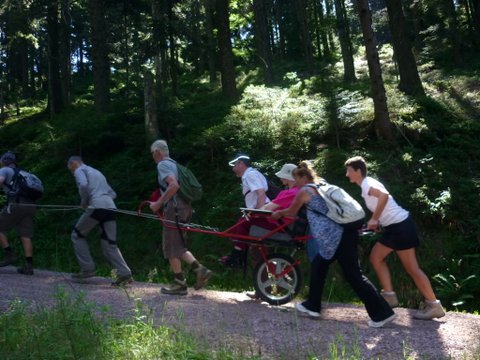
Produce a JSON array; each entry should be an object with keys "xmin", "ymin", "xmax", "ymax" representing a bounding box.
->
[{"xmin": 219, "ymin": 163, "xmax": 299, "ymax": 268}]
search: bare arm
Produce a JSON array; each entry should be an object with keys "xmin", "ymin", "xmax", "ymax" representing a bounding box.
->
[
  {"xmin": 254, "ymin": 188, "xmax": 267, "ymax": 208},
  {"xmin": 262, "ymin": 201, "xmax": 280, "ymax": 211},
  {"xmin": 271, "ymin": 190, "xmax": 310, "ymax": 220},
  {"xmin": 149, "ymin": 174, "xmax": 180, "ymax": 212},
  {"xmin": 367, "ymin": 186, "xmax": 389, "ymax": 230}
]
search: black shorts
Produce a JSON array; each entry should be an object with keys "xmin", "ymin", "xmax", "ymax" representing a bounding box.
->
[{"xmin": 379, "ymin": 215, "xmax": 420, "ymax": 250}]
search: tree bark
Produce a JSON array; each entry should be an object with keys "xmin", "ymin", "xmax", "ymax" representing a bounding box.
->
[
  {"xmin": 295, "ymin": 0, "xmax": 314, "ymax": 75},
  {"xmin": 325, "ymin": 0, "xmax": 336, "ymax": 53},
  {"xmin": 312, "ymin": 0, "xmax": 330, "ymax": 58},
  {"xmin": 144, "ymin": 71, "xmax": 159, "ymax": 143},
  {"xmin": 384, "ymin": 0, "xmax": 424, "ymax": 96},
  {"xmin": 470, "ymin": 0, "xmax": 480, "ymax": 47},
  {"xmin": 253, "ymin": 0, "xmax": 274, "ymax": 84},
  {"xmin": 444, "ymin": 0, "xmax": 462, "ymax": 65},
  {"xmin": 355, "ymin": 0, "xmax": 394, "ymax": 143},
  {"xmin": 167, "ymin": 0, "xmax": 178, "ymax": 96},
  {"xmin": 47, "ymin": 0, "xmax": 64, "ymax": 116},
  {"xmin": 204, "ymin": 0, "xmax": 218, "ymax": 84},
  {"xmin": 472, "ymin": 0, "xmax": 480, "ymax": 37},
  {"xmin": 334, "ymin": 0, "xmax": 356, "ymax": 82},
  {"xmin": 89, "ymin": 0, "xmax": 110, "ymax": 113},
  {"xmin": 215, "ymin": 0, "xmax": 237, "ymax": 98},
  {"xmin": 152, "ymin": 0, "xmax": 166, "ymax": 101},
  {"xmin": 59, "ymin": 0, "xmax": 72, "ymax": 105}
]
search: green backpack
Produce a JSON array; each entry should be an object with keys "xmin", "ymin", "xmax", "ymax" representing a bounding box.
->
[
  {"xmin": 158, "ymin": 159, "xmax": 203, "ymax": 202},
  {"xmin": 176, "ymin": 163, "xmax": 203, "ymax": 202}
]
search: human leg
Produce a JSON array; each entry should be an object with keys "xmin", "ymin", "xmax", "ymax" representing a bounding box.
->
[
  {"xmin": 219, "ymin": 218, "xmax": 251, "ymax": 267},
  {"xmin": 161, "ymin": 257, "xmax": 188, "ymax": 295},
  {"xmin": 16, "ymin": 236, "xmax": 34, "ymax": 275},
  {"xmin": 396, "ymin": 248, "xmax": 436, "ymax": 301},
  {"xmin": 0, "ymin": 209, "xmax": 17, "ymax": 266},
  {"xmin": 0, "ymin": 232, "xmax": 17, "ymax": 266},
  {"xmin": 369, "ymin": 242, "xmax": 395, "ymax": 292},
  {"xmin": 19, "ymin": 236, "xmax": 33, "ymax": 257},
  {"xmin": 164, "ymin": 199, "xmax": 211, "ymax": 291},
  {"xmin": 301, "ymin": 254, "xmax": 331, "ymax": 313},
  {"xmin": 71, "ymin": 210, "xmax": 98, "ymax": 273},
  {"xmin": 96, "ymin": 213, "xmax": 131, "ymax": 278},
  {"xmin": 337, "ymin": 229, "xmax": 394, "ymax": 322},
  {"xmin": 396, "ymin": 248, "xmax": 445, "ymax": 319}
]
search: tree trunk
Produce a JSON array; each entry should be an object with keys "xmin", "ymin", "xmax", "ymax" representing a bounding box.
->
[
  {"xmin": 167, "ymin": 0, "xmax": 178, "ymax": 96},
  {"xmin": 144, "ymin": 71, "xmax": 159, "ymax": 143},
  {"xmin": 312, "ymin": 0, "xmax": 330, "ymax": 58},
  {"xmin": 47, "ymin": 0, "xmax": 64, "ymax": 116},
  {"xmin": 334, "ymin": 0, "xmax": 356, "ymax": 82},
  {"xmin": 355, "ymin": 0, "xmax": 394, "ymax": 143},
  {"xmin": 204, "ymin": 0, "xmax": 218, "ymax": 84},
  {"xmin": 274, "ymin": 0, "xmax": 287, "ymax": 57},
  {"xmin": 469, "ymin": 0, "xmax": 480, "ymax": 47},
  {"xmin": 215, "ymin": 0, "xmax": 237, "ymax": 98},
  {"xmin": 191, "ymin": 0, "xmax": 203, "ymax": 74},
  {"xmin": 444, "ymin": 0, "xmax": 462, "ymax": 65},
  {"xmin": 325, "ymin": 0, "xmax": 336, "ymax": 53},
  {"xmin": 59, "ymin": 0, "xmax": 72, "ymax": 105},
  {"xmin": 472, "ymin": 0, "xmax": 480, "ymax": 39},
  {"xmin": 384, "ymin": 0, "xmax": 424, "ymax": 96},
  {"xmin": 152, "ymin": 0, "xmax": 169, "ymax": 101},
  {"xmin": 295, "ymin": 0, "xmax": 314, "ymax": 75},
  {"xmin": 312, "ymin": 0, "xmax": 322, "ymax": 58},
  {"xmin": 253, "ymin": 0, "xmax": 274, "ymax": 84},
  {"xmin": 122, "ymin": 0, "xmax": 130, "ymax": 88},
  {"xmin": 89, "ymin": 0, "xmax": 110, "ymax": 113}
]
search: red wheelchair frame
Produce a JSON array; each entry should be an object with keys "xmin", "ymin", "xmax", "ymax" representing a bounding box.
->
[{"xmin": 138, "ymin": 202, "xmax": 309, "ymax": 305}]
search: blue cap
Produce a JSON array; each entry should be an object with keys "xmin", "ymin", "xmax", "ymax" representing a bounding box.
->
[{"xmin": 0, "ymin": 151, "xmax": 16, "ymax": 165}]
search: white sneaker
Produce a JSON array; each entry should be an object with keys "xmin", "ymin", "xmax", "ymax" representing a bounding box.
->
[
  {"xmin": 413, "ymin": 301, "xmax": 445, "ymax": 320},
  {"xmin": 295, "ymin": 302, "xmax": 320, "ymax": 318},
  {"xmin": 368, "ymin": 313, "xmax": 397, "ymax": 328}
]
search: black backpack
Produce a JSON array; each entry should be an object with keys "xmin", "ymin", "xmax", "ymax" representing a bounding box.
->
[{"xmin": 265, "ymin": 177, "xmax": 282, "ymax": 200}]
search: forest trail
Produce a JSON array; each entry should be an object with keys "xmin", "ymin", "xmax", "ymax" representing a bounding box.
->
[{"xmin": 1, "ymin": 266, "xmax": 479, "ymax": 359}]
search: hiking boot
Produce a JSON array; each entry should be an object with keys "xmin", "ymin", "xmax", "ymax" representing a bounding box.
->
[
  {"xmin": 381, "ymin": 290, "xmax": 399, "ymax": 308},
  {"xmin": 112, "ymin": 274, "xmax": 133, "ymax": 286},
  {"xmin": 413, "ymin": 301, "xmax": 446, "ymax": 320},
  {"xmin": 368, "ymin": 313, "xmax": 397, "ymax": 328},
  {"xmin": 161, "ymin": 281, "xmax": 188, "ymax": 296},
  {"xmin": 193, "ymin": 265, "xmax": 212, "ymax": 290},
  {"xmin": 295, "ymin": 302, "xmax": 320, "ymax": 318},
  {"xmin": 17, "ymin": 263, "xmax": 34, "ymax": 275},
  {"xmin": 71, "ymin": 270, "xmax": 96, "ymax": 280},
  {"xmin": 0, "ymin": 252, "xmax": 17, "ymax": 267}
]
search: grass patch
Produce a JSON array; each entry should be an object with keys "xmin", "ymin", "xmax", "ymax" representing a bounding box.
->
[{"xmin": 0, "ymin": 290, "xmax": 259, "ymax": 360}]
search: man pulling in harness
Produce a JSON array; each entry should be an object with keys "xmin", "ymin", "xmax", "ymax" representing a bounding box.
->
[{"xmin": 67, "ymin": 156, "xmax": 133, "ymax": 286}]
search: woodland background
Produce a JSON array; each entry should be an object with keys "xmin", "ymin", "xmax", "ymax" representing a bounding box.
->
[{"xmin": 0, "ymin": 0, "xmax": 479, "ymax": 314}]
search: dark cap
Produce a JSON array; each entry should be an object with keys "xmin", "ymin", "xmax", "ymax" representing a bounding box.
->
[
  {"xmin": 0, "ymin": 151, "xmax": 16, "ymax": 166},
  {"xmin": 228, "ymin": 153, "xmax": 251, "ymax": 167}
]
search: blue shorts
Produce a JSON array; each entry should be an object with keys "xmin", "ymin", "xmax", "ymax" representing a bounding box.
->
[{"xmin": 379, "ymin": 216, "xmax": 420, "ymax": 250}]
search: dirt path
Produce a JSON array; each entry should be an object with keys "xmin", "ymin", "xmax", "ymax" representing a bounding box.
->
[{"xmin": 1, "ymin": 266, "xmax": 479, "ymax": 359}]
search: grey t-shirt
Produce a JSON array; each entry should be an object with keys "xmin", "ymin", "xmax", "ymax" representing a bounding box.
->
[
  {"xmin": 74, "ymin": 164, "xmax": 116, "ymax": 209},
  {"xmin": 157, "ymin": 158, "xmax": 178, "ymax": 193},
  {"xmin": 0, "ymin": 166, "xmax": 15, "ymax": 193}
]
